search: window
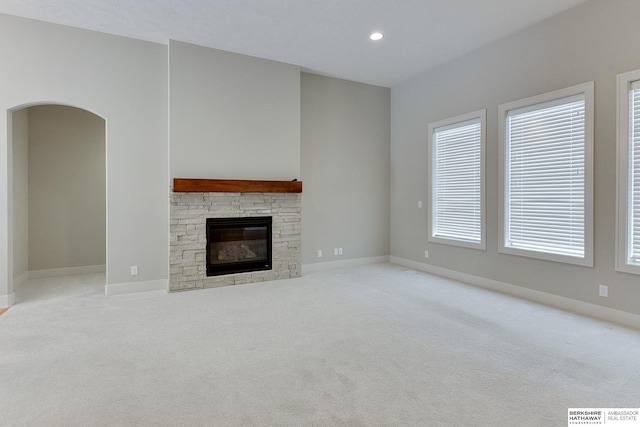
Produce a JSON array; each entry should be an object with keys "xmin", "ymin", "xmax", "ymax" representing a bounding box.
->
[
  {"xmin": 428, "ymin": 110, "xmax": 486, "ymax": 250},
  {"xmin": 498, "ymin": 83, "xmax": 594, "ymax": 266},
  {"xmin": 617, "ymin": 70, "xmax": 640, "ymax": 274}
]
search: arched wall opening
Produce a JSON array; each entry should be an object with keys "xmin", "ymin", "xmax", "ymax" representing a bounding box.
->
[{"xmin": 10, "ymin": 103, "xmax": 106, "ymax": 300}]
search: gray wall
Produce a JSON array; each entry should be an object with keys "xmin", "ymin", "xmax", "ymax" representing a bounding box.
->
[
  {"xmin": 0, "ymin": 13, "xmax": 168, "ymax": 299},
  {"xmin": 390, "ymin": 0, "xmax": 640, "ymax": 315},
  {"xmin": 169, "ymin": 41, "xmax": 300, "ymax": 181},
  {"xmin": 301, "ymin": 73, "xmax": 390, "ymax": 265},
  {"xmin": 11, "ymin": 109, "xmax": 28, "ymax": 281},
  {"xmin": 28, "ymin": 105, "xmax": 105, "ymax": 271}
]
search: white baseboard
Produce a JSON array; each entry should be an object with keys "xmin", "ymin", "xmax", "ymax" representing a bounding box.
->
[
  {"xmin": 390, "ymin": 256, "xmax": 640, "ymax": 330},
  {"xmin": 29, "ymin": 265, "xmax": 106, "ymax": 280},
  {"xmin": 303, "ymin": 256, "xmax": 390, "ymax": 275},
  {"xmin": 0, "ymin": 292, "xmax": 15, "ymax": 308},
  {"xmin": 13, "ymin": 272, "xmax": 29, "ymax": 290},
  {"xmin": 105, "ymin": 279, "xmax": 168, "ymax": 296}
]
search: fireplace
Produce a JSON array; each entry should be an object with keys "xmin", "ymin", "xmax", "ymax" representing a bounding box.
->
[
  {"xmin": 170, "ymin": 189, "xmax": 300, "ymax": 291},
  {"xmin": 206, "ymin": 216, "xmax": 272, "ymax": 276}
]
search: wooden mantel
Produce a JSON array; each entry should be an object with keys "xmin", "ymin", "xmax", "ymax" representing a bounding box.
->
[{"xmin": 173, "ymin": 178, "xmax": 302, "ymax": 193}]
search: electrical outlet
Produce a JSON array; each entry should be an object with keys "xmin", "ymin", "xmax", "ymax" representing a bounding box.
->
[
  {"xmin": 424, "ymin": 250, "xmax": 429, "ymax": 258},
  {"xmin": 338, "ymin": 248, "xmax": 343, "ymax": 255},
  {"xmin": 317, "ymin": 250, "xmax": 323, "ymax": 258},
  {"xmin": 131, "ymin": 265, "xmax": 138, "ymax": 276},
  {"xmin": 599, "ymin": 284, "xmax": 608, "ymax": 297},
  {"xmin": 334, "ymin": 248, "xmax": 339, "ymax": 256},
  {"xmin": 418, "ymin": 201, "xmax": 423, "ymax": 208}
]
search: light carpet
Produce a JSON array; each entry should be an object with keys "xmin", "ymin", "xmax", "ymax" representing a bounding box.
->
[{"xmin": 1, "ymin": 264, "xmax": 639, "ymax": 426}]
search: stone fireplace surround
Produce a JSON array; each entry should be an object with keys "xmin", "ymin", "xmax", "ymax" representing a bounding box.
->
[{"xmin": 170, "ymin": 188, "xmax": 301, "ymax": 291}]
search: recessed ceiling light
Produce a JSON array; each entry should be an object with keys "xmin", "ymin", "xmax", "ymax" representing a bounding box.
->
[{"xmin": 370, "ymin": 32, "xmax": 384, "ymax": 41}]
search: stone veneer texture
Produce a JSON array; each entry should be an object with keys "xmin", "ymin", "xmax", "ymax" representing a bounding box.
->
[{"xmin": 170, "ymin": 192, "xmax": 301, "ymax": 291}]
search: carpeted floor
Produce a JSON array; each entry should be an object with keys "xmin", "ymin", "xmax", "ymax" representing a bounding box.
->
[{"xmin": 1, "ymin": 263, "xmax": 639, "ymax": 426}]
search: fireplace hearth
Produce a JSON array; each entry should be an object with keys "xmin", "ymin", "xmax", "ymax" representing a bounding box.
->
[{"xmin": 206, "ymin": 216, "xmax": 272, "ymax": 276}]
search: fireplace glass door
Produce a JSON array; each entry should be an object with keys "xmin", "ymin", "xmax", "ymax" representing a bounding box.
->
[{"xmin": 206, "ymin": 216, "xmax": 272, "ymax": 276}]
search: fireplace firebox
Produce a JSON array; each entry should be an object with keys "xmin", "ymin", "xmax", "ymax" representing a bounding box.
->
[{"xmin": 206, "ymin": 216, "xmax": 272, "ymax": 276}]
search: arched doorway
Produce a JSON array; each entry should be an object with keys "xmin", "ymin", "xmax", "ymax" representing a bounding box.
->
[{"xmin": 10, "ymin": 104, "xmax": 106, "ymax": 302}]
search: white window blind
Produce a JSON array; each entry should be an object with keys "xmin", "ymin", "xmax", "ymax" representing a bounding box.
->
[
  {"xmin": 505, "ymin": 94, "xmax": 586, "ymax": 258},
  {"xmin": 628, "ymin": 80, "xmax": 640, "ymax": 265},
  {"xmin": 432, "ymin": 118, "xmax": 482, "ymax": 244}
]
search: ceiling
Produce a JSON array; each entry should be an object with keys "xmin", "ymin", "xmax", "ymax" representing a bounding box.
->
[{"xmin": 0, "ymin": 0, "xmax": 587, "ymax": 87}]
